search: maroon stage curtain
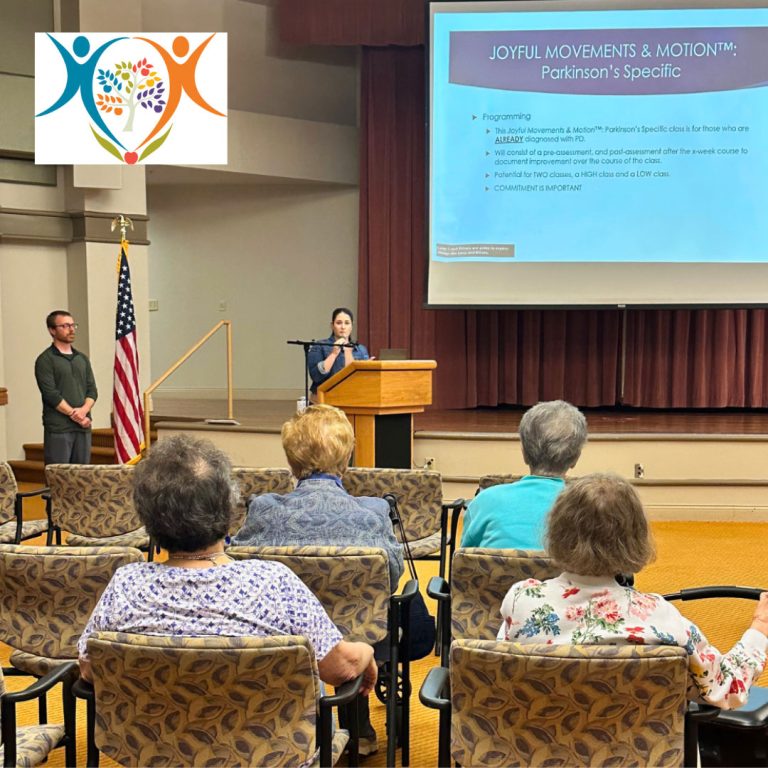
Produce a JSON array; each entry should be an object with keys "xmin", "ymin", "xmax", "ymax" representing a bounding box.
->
[
  {"xmin": 280, "ymin": 0, "xmax": 768, "ymax": 409},
  {"xmin": 623, "ymin": 309, "xmax": 768, "ymax": 407},
  {"xmin": 278, "ymin": 0, "xmax": 424, "ymax": 46},
  {"xmin": 357, "ymin": 47, "xmax": 621, "ymax": 409}
]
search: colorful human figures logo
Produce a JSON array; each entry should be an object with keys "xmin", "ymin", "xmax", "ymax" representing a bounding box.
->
[{"xmin": 35, "ymin": 33, "xmax": 227, "ymax": 165}]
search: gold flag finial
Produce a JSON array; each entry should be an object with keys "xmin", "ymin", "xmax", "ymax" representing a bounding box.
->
[{"xmin": 111, "ymin": 215, "xmax": 134, "ymax": 242}]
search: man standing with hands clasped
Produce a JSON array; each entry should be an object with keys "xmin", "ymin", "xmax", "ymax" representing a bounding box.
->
[{"xmin": 35, "ymin": 310, "xmax": 97, "ymax": 465}]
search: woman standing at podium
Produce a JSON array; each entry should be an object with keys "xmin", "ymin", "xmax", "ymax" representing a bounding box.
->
[{"xmin": 308, "ymin": 307, "xmax": 370, "ymax": 396}]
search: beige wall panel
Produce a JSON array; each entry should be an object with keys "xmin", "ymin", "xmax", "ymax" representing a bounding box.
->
[
  {"xmin": 147, "ymin": 183, "xmax": 359, "ymax": 394},
  {"xmin": 0, "ymin": 244, "xmax": 69, "ymax": 459}
]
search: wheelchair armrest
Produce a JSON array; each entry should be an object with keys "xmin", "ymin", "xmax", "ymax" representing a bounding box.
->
[{"xmin": 419, "ymin": 666, "xmax": 450, "ymax": 711}]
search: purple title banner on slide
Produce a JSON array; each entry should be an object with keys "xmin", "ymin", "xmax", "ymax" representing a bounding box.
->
[{"xmin": 449, "ymin": 28, "xmax": 768, "ymax": 95}]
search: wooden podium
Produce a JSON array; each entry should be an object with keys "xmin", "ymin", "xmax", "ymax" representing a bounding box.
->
[{"xmin": 316, "ymin": 360, "xmax": 437, "ymax": 468}]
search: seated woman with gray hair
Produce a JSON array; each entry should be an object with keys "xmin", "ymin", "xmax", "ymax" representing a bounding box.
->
[
  {"xmin": 78, "ymin": 434, "xmax": 377, "ymax": 700},
  {"xmin": 498, "ymin": 473, "xmax": 768, "ymax": 709},
  {"xmin": 461, "ymin": 399, "xmax": 587, "ymax": 550}
]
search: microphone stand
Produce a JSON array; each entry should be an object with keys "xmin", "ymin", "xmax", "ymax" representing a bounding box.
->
[{"xmin": 286, "ymin": 339, "xmax": 357, "ymax": 405}]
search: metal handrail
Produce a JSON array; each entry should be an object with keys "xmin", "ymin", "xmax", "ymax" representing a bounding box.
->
[{"xmin": 142, "ymin": 320, "xmax": 233, "ymax": 454}]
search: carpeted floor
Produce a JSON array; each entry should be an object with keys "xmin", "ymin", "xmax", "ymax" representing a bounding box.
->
[{"xmin": 2, "ymin": 519, "xmax": 766, "ymax": 767}]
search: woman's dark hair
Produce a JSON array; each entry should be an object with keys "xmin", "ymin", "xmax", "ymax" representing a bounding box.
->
[
  {"xmin": 331, "ymin": 307, "xmax": 354, "ymax": 323},
  {"xmin": 132, "ymin": 435, "xmax": 239, "ymax": 553}
]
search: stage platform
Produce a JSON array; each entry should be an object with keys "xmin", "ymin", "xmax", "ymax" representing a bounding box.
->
[{"xmin": 153, "ymin": 398, "xmax": 768, "ymax": 522}]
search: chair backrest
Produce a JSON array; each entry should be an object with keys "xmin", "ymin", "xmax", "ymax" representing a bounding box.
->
[
  {"xmin": 227, "ymin": 545, "xmax": 390, "ymax": 644},
  {"xmin": 0, "ymin": 545, "xmax": 144, "ymax": 661},
  {"xmin": 476, "ymin": 473, "xmax": 522, "ymax": 493},
  {"xmin": 449, "ymin": 639, "xmax": 688, "ymax": 767},
  {"xmin": 451, "ymin": 548, "xmax": 559, "ymax": 641},
  {"xmin": 0, "ymin": 461, "xmax": 18, "ymax": 526},
  {"xmin": 45, "ymin": 464, "xmax": 140, "ymax": 537},
  {"xmin": 88, "ymin": 631, "xmax": 320, "ymax": 767},
  {"xmin": 229, "ymin": 467, "xmax": 295, "ymax": 533},
  {"xmin": 343, "ymin": 467, "xmax": 442, "ymax": 542}
]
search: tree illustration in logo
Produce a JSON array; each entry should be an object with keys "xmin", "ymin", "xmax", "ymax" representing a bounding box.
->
[
  {"xmin": 96, "ymin": 58, "xmax": 166, "ymax": 131},
  {"xmin": 93, "ymin": 57, "xmax": 168, "ymax": 163}
]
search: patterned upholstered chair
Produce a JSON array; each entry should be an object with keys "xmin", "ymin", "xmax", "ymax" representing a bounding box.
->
[
  {"xmin": 84, "ymin": 632, "xmax": 356, "ymax": 767},
  {"xmin": 0, "ymin": 545, "xmax": 144, "ymax": 678},
  {"xmin": 45, "ymin": 464, "xmax": 151, "ymax": 553},
  {"xmin": 0, "ymin": 660, "xmax": 78, "ymax": 767},
  {"xmin": 227, "ymin": 545, "xmax": 417, "ymax": 767},
  {"xmin": 342, "ymin": 467, "xmax": 464, "ymax": 582},
  {"xmin": 0, "ymin": 462, "xmax": 51, "ymax": 544},
  {"xmin": 229, "ymin": 467, "xmax": 294, "ymax": 534},
  {"xmin": 421, "ymin": 639, "xmax": 690, "ymax": 767},
  {"xmin": 476, "ymin": 473, "xmax": 523, "ymax": 494},
  {"xmin": 430, "ymin": 547, "xmax": 559, "ymax": 663}
]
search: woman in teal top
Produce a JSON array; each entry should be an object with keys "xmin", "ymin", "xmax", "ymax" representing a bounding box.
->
[{"xmin": 461, "ymin": 400, "xmax": 587, "ymax": 550}]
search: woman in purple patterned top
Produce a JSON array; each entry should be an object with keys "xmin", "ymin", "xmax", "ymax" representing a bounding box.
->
[
  {"xmin": 498, "ymin": 474, "xmax": 768, "ymax": 710},
  {"xmin": 78, "ymin": 434, "xmax": 377, "ymax": 698}
]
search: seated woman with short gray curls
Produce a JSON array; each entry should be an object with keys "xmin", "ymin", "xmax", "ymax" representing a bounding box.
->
[
  {"xmin": 461, "ymin": 399, "xmax": 587, "ymax": 550},
  {"xmin": 77, "ymin": 434, "xmax": 377, "ymax": 700},
  {"xmin": 498, "ymin": 473, "xmax": 768, "ymax": 709}
]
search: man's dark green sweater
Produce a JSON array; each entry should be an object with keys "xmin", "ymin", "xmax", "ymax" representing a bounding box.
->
[{"xmin": 34, "ymin": 345, "xmax": 98, "ymax": 433}]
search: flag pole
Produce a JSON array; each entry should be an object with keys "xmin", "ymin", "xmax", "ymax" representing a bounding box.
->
[{"xmin": 111, "ymin": 215, "xmax": 144, "ymax": 464}]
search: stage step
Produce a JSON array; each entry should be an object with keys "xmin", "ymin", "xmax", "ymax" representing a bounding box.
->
[
  {"xmin": 20, "ymin": 444, "xmax": 116, "ymax": 465},
  {"xmin": 8, "ymin": 460, "xmax": 48, "ymax": 484},
  {"xmin": 10, "ymin": 428, "xmax": 157, "ymax": 484}
]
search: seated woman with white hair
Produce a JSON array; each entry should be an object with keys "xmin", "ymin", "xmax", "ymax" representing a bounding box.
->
[
  {"xmin": 498, "ymin": 473, "xmax": 768, "ymax": 709},
  {"xmin": 461, "ymin": 399, "xmax": 587, "ymax": 550}
]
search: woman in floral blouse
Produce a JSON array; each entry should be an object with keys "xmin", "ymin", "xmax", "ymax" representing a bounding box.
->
[{"xmin": 498, "ymin": 473, "xmax": 768, "ymax": 709}]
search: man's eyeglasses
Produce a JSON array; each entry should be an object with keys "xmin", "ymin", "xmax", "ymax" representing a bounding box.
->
[{"xmin": 54, "ymin": 323, "xmax": 78, "ymax": 330}]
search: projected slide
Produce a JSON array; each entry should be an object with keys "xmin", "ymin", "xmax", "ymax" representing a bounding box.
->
[{"xmin": 430, "ymin": 7, "xmax": 768, "ymax": 266}]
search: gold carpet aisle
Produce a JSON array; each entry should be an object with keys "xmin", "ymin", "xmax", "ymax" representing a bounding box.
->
[{"xmin": 2, "ymin": 520, "xmax": 766, "ymax": 768}]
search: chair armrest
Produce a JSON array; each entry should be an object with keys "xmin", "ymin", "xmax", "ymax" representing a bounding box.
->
[
  {"xmin": 442, "ymin": 498, "xmax": 465, "ymax": 512},
  {"xmin": 419, "ymin": 666, "xmax": 450, "ymax": 711},
  {"xmin": 427, "ymin": 576, "xmax": 450, "ymax": 602},
  {"xmin": 1, "ymin": 661, "xmax": 78, "ymax": 704},
  {"xmin": 16, "ymin": 486, "xmax": 50, "ymax": 499},
  {"xmin": 320, "ymin": 673, "xmax": 364, "ymax": 709},
  {"xmin": 72, "ymin": 677, "xmax": 94, "ymax": 701},
  {"xmin": 665, "ymin": 586, "xmax": 764, "ymax": 602},
  {"xmin": 392, "ymin": 577, "xmax": 419, "ymax": 606}
]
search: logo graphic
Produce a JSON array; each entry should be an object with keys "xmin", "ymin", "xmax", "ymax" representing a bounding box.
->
[{"xmin": 35, "ymin": 33, "xmax": 227, "ymax": 165}]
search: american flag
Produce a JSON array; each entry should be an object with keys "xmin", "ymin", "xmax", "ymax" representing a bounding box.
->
[{"xmin": 113, "ymin": 241, "xmax": 144, "ymax": 463}]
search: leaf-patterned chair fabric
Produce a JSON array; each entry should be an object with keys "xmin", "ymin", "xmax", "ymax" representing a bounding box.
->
[
  {"xmin": 0, "ymin": 461, "xmax": 50, "ymax": 544},
  {"xmin": 227, "ymin": 545, "xmax": 413, "ymax": 765},
  {"xmin": 229, "ymin": 467, "xmax": 295, "ymax": 535},
  {"xmin": 343, "ymin": 467, "xmax": 459, "ymax": 568},
  {"xmin": 226, "ymin": 546, "xmax": 390, "ymax": 644},
  {"xmin": 45, "ymin": 463, "xmax": 149, "ymax": 549},
  {"xmin": 87, "ymin": 632, "xmax": 349, "ymax": 768},
  {"xmin": 449, "ymin": 639, "xmax": 688, "ymax": 767},
  {"xmin": 450, "ymin": 548, "xmax": 560, "ymax": 642},
  {"xmin": 0, "ymin": 544, "xmax": 144, "ymax": 677},
  {"xmin": 476, "ymin": 473, "xmax": 523, "ymax": 493},
  {"xmin": 0, "ymin": 660, "xmax": 78, "ymax": 767}
]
